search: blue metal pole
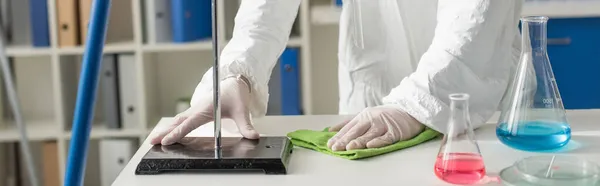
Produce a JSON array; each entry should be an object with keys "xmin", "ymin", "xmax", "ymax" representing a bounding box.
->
[{"xmin": 64, "ymin": 0, "xmax": 111, "ymax": 186}]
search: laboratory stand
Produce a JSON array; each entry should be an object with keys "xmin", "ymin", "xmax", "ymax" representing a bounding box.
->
[{"xmin": 0, "ymin": 0, "xmax": 316, "ymax": 185}]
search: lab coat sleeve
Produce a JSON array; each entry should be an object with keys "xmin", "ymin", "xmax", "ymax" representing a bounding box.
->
[
  {"xmin": 190, "ymin": 0, "xmax": 301, "ymax": 117},
  {"xmin": 382, "ymin": 0, "xmax": 520, "ymax": 134}
]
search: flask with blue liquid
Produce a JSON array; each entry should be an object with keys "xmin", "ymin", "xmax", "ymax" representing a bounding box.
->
[{"xmin": 496, "ymin": 16, "xmax": 571, "ymax": 151}]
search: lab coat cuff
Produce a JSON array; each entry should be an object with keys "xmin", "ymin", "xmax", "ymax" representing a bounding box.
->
[
  {"xmin": 382, "ymin": 78, "xmax": 450, "ymax": 134},
  {"xmin": 196, "ymin": 60, "xmax": 269, "ymax": 118},
  {"xmin": 223, "ymin": 60, "xmax": 269, "ymax": 118}
]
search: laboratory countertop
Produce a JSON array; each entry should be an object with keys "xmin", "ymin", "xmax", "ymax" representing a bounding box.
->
[{"xmin": 114, "ymin": 110, "xmax": 600, "ymax": 186}]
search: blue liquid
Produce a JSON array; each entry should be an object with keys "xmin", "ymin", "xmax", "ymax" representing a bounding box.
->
[{"xmin": 496, "ymin": 121, "xmax": 571, "ymax": 151}]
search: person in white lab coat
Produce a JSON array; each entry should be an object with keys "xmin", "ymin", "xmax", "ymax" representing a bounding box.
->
[{"xmin": 150, "ymin": 0, "xmax": 523, "ymax": 151}]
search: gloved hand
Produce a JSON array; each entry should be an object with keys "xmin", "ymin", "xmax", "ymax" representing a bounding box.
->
[
  {"xmin": 149, "ymin": 76, "xmax": 260, "ymax": 145},
  {"xmin": 327, "ymin": 105, "xmax": 425, "ymax": 151}
]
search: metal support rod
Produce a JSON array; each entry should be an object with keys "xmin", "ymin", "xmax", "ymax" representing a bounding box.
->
[
  {"xmin": 65, "ymin": 0, "xmax": 111, "ymax": 185},
  {"xmin": 211, "ymin": 0, "xmax": 222, "ymax": 157},
  {"xmin": 0, "ymin": 24, "xmax": 40, "ymax": 186}
]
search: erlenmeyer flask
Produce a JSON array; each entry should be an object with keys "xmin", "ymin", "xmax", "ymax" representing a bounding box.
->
[
  {"xmin": 496, "ymin": 16, "xmax": 571, "ymax": 151},
  {"xmin": 435, "ymin": 93, "xmax": 486, "ymax": 185}
]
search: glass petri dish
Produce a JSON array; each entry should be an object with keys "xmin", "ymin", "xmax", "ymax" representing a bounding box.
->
[
  {"xmin": 499, "ymin": 166, "xmax": 537, "ymax": 186},
  {"xmin": 500, "ymin": 155, "xmax": 600, "ymax": 186}
]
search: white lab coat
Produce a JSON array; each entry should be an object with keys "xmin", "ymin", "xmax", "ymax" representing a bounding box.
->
[{"xmin": 192, "ymin": 0, "xmax": 523, "ymax": 134}]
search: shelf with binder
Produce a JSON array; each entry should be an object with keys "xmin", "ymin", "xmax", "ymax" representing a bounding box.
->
[
  {"xmin": 0, "ymin": 143, "xmax": 12, "ymax": 186},
  {"xmin": 267, "ymin": 47, "xmax": 303, "ymax": 115},
  {"xmin": 62, "ymin": 138, "xmax": 138, "ymax": 186},
  {"xmin": 310, "ymin": 4, "xmax": 342, "ymax": 26},
  {"xmin": 98, "ymin": 138, "xmax": 139, "ymax": 186},
  {"xmin": 0, "ymin": 120, "xmax": 59, "ymax": 142},
  {"xmin": 140, "ymin": 51, "xmax": 213, "ymax": 129},
  {"xmin": 142, "ymin": 0, "xmax": 213, "ymax": 45},
  {"xmin": 286, "ymin": 38, "xmax": 303, "ymax": 47},
  {"xmin": 57, "ymin": 41, "xmax": 137, "ymax": 55},
  {"xmin": 0, "ymin": 141, "xmax": 51, "ymax": 186},
  {"xmin": 55, "ymin": 0, "xmax": 135, "ymax": 48},
  {"xmin": 0, "ymin": 56, "xmax": 59, "ymax": 142},
  {"xmin": 142, "ymin": 40, "xmax": 213, "ymax": 53},
  {"xmin": 1, "ymin": 0, "xmax": 51, "ymax": 50},
  {"xmin": 63, "ymin": 139, "xmax": 101, "ymax": 186},
  {"xmin": 142, "ymin": 37, "xmax": 303, "ymax": 53},
  {"xmin": 58, "ymin": 53, "xmax": 144, "ymax": 133},
  {"xmin": 0, "ymin": 57, "xmax": 59, "ymax": 142},
  {"xmin": 41, "ymin": 140, "xmax": 61, "ymax": 186},
  {"xmin": 307, "ymin": 0, "xmax": 343, "ymax": 26},
  {"xmin": 57, "ymin": 54, "xmax": 95, "ymax": 132},
  {"xmin": 5, "ymin": 46, "xmax": 52, "ymax": 57},
  {"xmin": 63, "ymin": 125, "xmax": 145, "ymax": 140}
]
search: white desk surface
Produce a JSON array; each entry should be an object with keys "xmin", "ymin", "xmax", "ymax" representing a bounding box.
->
[{"xmin": 114, "ymin": 110, "xmax": 600, "ymax": 186}]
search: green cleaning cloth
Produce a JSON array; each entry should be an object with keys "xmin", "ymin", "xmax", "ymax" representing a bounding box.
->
[{"xmin": 286, "ymin": 128, "xmax": 440, "ymax": 160}]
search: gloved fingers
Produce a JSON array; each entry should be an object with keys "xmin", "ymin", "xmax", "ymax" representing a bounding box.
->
[
  {"xmin": 327, "ymin": 117, "xmax": 360, "ymax": 149},
  {"xmin": 149, "ymin": 114, "xmax": 188, "ymax": 145},
  {"xmin": 177, "ymin": 137, "xmax": 198, "ymax": 145},
  {"xmin": 331, "ymin": 121, "xmax": 370, "ymax": 151},
  {"xmin": 232, "ymin": 112, "xmax": 260, "ymax": 139},
  {"xmin": 346, "ymin": 127, "xmax": 386, "ymax": 150},
  {"xmin": 161, "ymin": 112, "xmax": 213, "ymax": 145},
  {"xmin": 366, "ymin": 132, "xmax": 396, "ymax": 149},
  {"xmin": 329, "ymin": 115, "xmax": 355, "ymax": 132}
]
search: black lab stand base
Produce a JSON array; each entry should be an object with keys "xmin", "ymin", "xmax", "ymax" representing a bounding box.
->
[{"xmin": 135, "ymin": 137, "xmax": 293, "ymax": 175}]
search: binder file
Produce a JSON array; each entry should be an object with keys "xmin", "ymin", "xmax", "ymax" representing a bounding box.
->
[
  {"xmin": 29, "ymin": 0, "xmax": 50, "ymax": 47},
  {"xmin": 79, "ymin": 0, "xmax": 92, "ymax": 44},
  {"xmin": 170, "ymin": 0, "xmax": 212, "ymax": 43},
  {"xmin": 56, "ymin": 0, "xmax": 79, "ymax": 47},
  {"xmin": 117, "ymin": 54, "xmax": 140, "ymax": 129},
  {"xmin": 101, "ymin": 55, "xmax": 121, "ymax": 129},
  {"xmin": 99, "ymin": 139, "xmax": 135, "ymax": 186},
  {"xmin": 42, "ymin": 142, "xmax": 60, "ymax": 186},
  {"xmin": 267, "ymin": 61, "xmax": 282, "ymax": 115},
  {"xmin": 0, "ymin": 0, "xmax": 12, "ymax": 43},
  {"xmin": 6, "ymin": 143, "xmax": 17, "ymax": 186},
  {"xmin": 10, "ymin": 0, "xmax": 32, "ymax": 46},
  {"xmin": 266, "ymin": 48, "xmax": 302, "ymax": 115},
  {"xmin": 0, "ymin": 144, "xmax": 8, "ymax": 186},
  {"xmin": 145, "ymin": 0, "xmax": 172, "ymax": 44},
  {"xmin": 280, "ymin": 48, "xmax": 302, "ymax": 115}
]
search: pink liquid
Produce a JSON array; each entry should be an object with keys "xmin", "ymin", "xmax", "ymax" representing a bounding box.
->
[{"xmin": 434, "ymin": 152, "xmax": 486, "ymax": 185}]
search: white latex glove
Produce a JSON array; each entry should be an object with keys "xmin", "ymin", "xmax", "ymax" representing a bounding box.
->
[
  {"xmin": 149, "ymin": 76, "xmax": 260, "ymax": 145},
  {"xmin": 327, "ymin": 105, "xmax": 425, "ymax": 151}
]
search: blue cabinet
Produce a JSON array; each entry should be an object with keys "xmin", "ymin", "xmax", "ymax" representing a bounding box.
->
[{"xmin": 547, "ymin": 18, "xmax": 600, "ymax": 109}]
